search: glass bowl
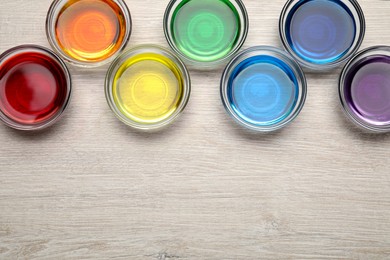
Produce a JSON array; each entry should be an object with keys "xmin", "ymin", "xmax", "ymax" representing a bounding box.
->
[
  {"xmin": 0, "ymin": 45, "xmax": 72, "ymax": 130},
  {"xmin": 46, "ymin": 0, "xmax": 132, "ymax": 68},
  {"xmin": 279, "ymin": 0, "xmax": 365, "ymax": 70},
  {"xmin": 339, "ymin": 46, "xmax": 390, "ymax": 133},
  {"xmin": 164, "ymin": 0, "xmax": 249, "ymax": 68},
  {"xmin": 221, "ymin": 46, "xmax": 307, "ymax": 132},
  {"xmin": 105, "ymin": 45, "xmax": 191, "ymax": 130}
]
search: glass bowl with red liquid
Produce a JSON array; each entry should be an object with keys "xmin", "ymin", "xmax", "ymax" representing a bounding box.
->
[{"xmin": 0, "ymin": 45, "xmax": 72, "ymax": 130}]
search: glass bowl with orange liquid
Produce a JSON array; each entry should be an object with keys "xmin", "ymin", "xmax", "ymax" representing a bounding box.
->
[{"xmin": 46, "ymin": 0, "xmax": 132, "ymax": 67}]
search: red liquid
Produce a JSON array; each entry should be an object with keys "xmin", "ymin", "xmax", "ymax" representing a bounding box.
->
[{"xmin": 0, "ymin": 51, "xmax": 68, "ymax": 125}]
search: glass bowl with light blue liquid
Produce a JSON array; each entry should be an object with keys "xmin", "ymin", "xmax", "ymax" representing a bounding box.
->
[
  {"xmin": 279, "ymin": 0, "xmax": 365, "ymax": 70},
  {"xmin": 220, "ymin": 46, "xmax": 307, "ymax": 132}
]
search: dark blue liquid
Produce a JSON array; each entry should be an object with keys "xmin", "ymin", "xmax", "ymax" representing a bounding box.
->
[
  {"xmin": 227, "ymin": 55, "xmax": 299, "ymax": 126},
  {"xmin": 286, "ymin": 0, "xmax": 356, "ymax": 64}
]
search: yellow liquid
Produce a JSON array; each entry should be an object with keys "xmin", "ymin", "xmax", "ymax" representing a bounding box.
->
[{"xmin": 113, "ymin": 53, "xmax": 184, "ymax": 124}]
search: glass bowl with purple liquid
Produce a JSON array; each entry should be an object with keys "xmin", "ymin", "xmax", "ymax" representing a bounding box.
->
[{"xmin": 339, "ymin": 46, "xmax": 390, "ymax": 133}]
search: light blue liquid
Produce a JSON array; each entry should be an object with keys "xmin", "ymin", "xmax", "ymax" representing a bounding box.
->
[
  {"xmin": 227, "ymin": 56, "xmax": 299, "ymax": 126},
  {"xmin": 286, "ymin": 0, "xmax": 356, "ymax": 64}
]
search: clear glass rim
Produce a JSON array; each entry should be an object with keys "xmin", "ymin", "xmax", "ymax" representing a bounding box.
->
[
  {"xmin": 46, "ymin": 0, "xmax": 132, "ymax": 68},
  {"xmin": 163, "ymin": 0, "xmax": 249, "ymax": 69},
  {"xmin": 105, "ymin": 44, "xmax": 191, "ymax": 131},
  {"xmin": 279, "ymin": 0, "xmax": 366, "ymax": 71},
  {"xmin": 0, "ymin": 44, "xmax": 72, "ymax": 131},
  {"xmin": 220, "ymin": 46, "xmax": 307, "ymax": 132},
  {"xmin": 339, "ymin": 45, "xmax": 390, "ymax": 133}
]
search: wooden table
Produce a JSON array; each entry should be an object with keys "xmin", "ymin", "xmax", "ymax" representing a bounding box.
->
[{"xmin": 0, "ymin": 0, "xmax": 389, "ymax": 259}]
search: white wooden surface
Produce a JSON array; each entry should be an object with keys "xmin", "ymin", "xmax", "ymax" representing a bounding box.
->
[{"xmin": 0, "ymin": 0, "xmax": 390, "ymax": 259}]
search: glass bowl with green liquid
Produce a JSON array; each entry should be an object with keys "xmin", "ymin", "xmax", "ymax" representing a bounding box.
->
[{"xmin": 164, "ymin": 0, "xmax": 249, "ymax": 68}]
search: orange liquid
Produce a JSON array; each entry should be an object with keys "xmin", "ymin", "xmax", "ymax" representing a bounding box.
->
[{"xmin": 55, "ymin": 0, "xmax": 127, "ymax": 62}]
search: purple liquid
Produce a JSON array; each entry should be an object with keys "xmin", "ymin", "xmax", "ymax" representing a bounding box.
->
[{"xmin": 344, "ymin": 55, "xmax": 390, "ymax": 125}]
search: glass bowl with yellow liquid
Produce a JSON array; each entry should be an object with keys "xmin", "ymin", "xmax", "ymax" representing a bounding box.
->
[
  {"xmin": 46, "ymin": 0, "xmax": 132, "ymax": 67},
  {"xmin": 105, "ymin": 45, "xmax": 191, "ymax": 130}
]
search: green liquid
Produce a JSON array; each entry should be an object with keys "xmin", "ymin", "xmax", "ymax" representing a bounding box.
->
[{"xmin": 171, "ymin": 0, "xmax": 241, "ymax": 62}]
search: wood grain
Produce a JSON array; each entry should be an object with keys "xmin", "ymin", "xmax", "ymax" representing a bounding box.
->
[{"xmin": 0, "ymin": 0, "xmax": 389, "ymax": 259}]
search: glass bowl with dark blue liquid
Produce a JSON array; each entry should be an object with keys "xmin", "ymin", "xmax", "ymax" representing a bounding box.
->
[
  {"xmin": 279, "ymin": 0, "xmax": 365, "ymax": 70},
  {"xmin": 220, "ymin": 46, "xmax": 307, "ymax": 132},
  {"xmin": 339, "ymin": 46, "xmax": 390, "ymax": 133}
]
